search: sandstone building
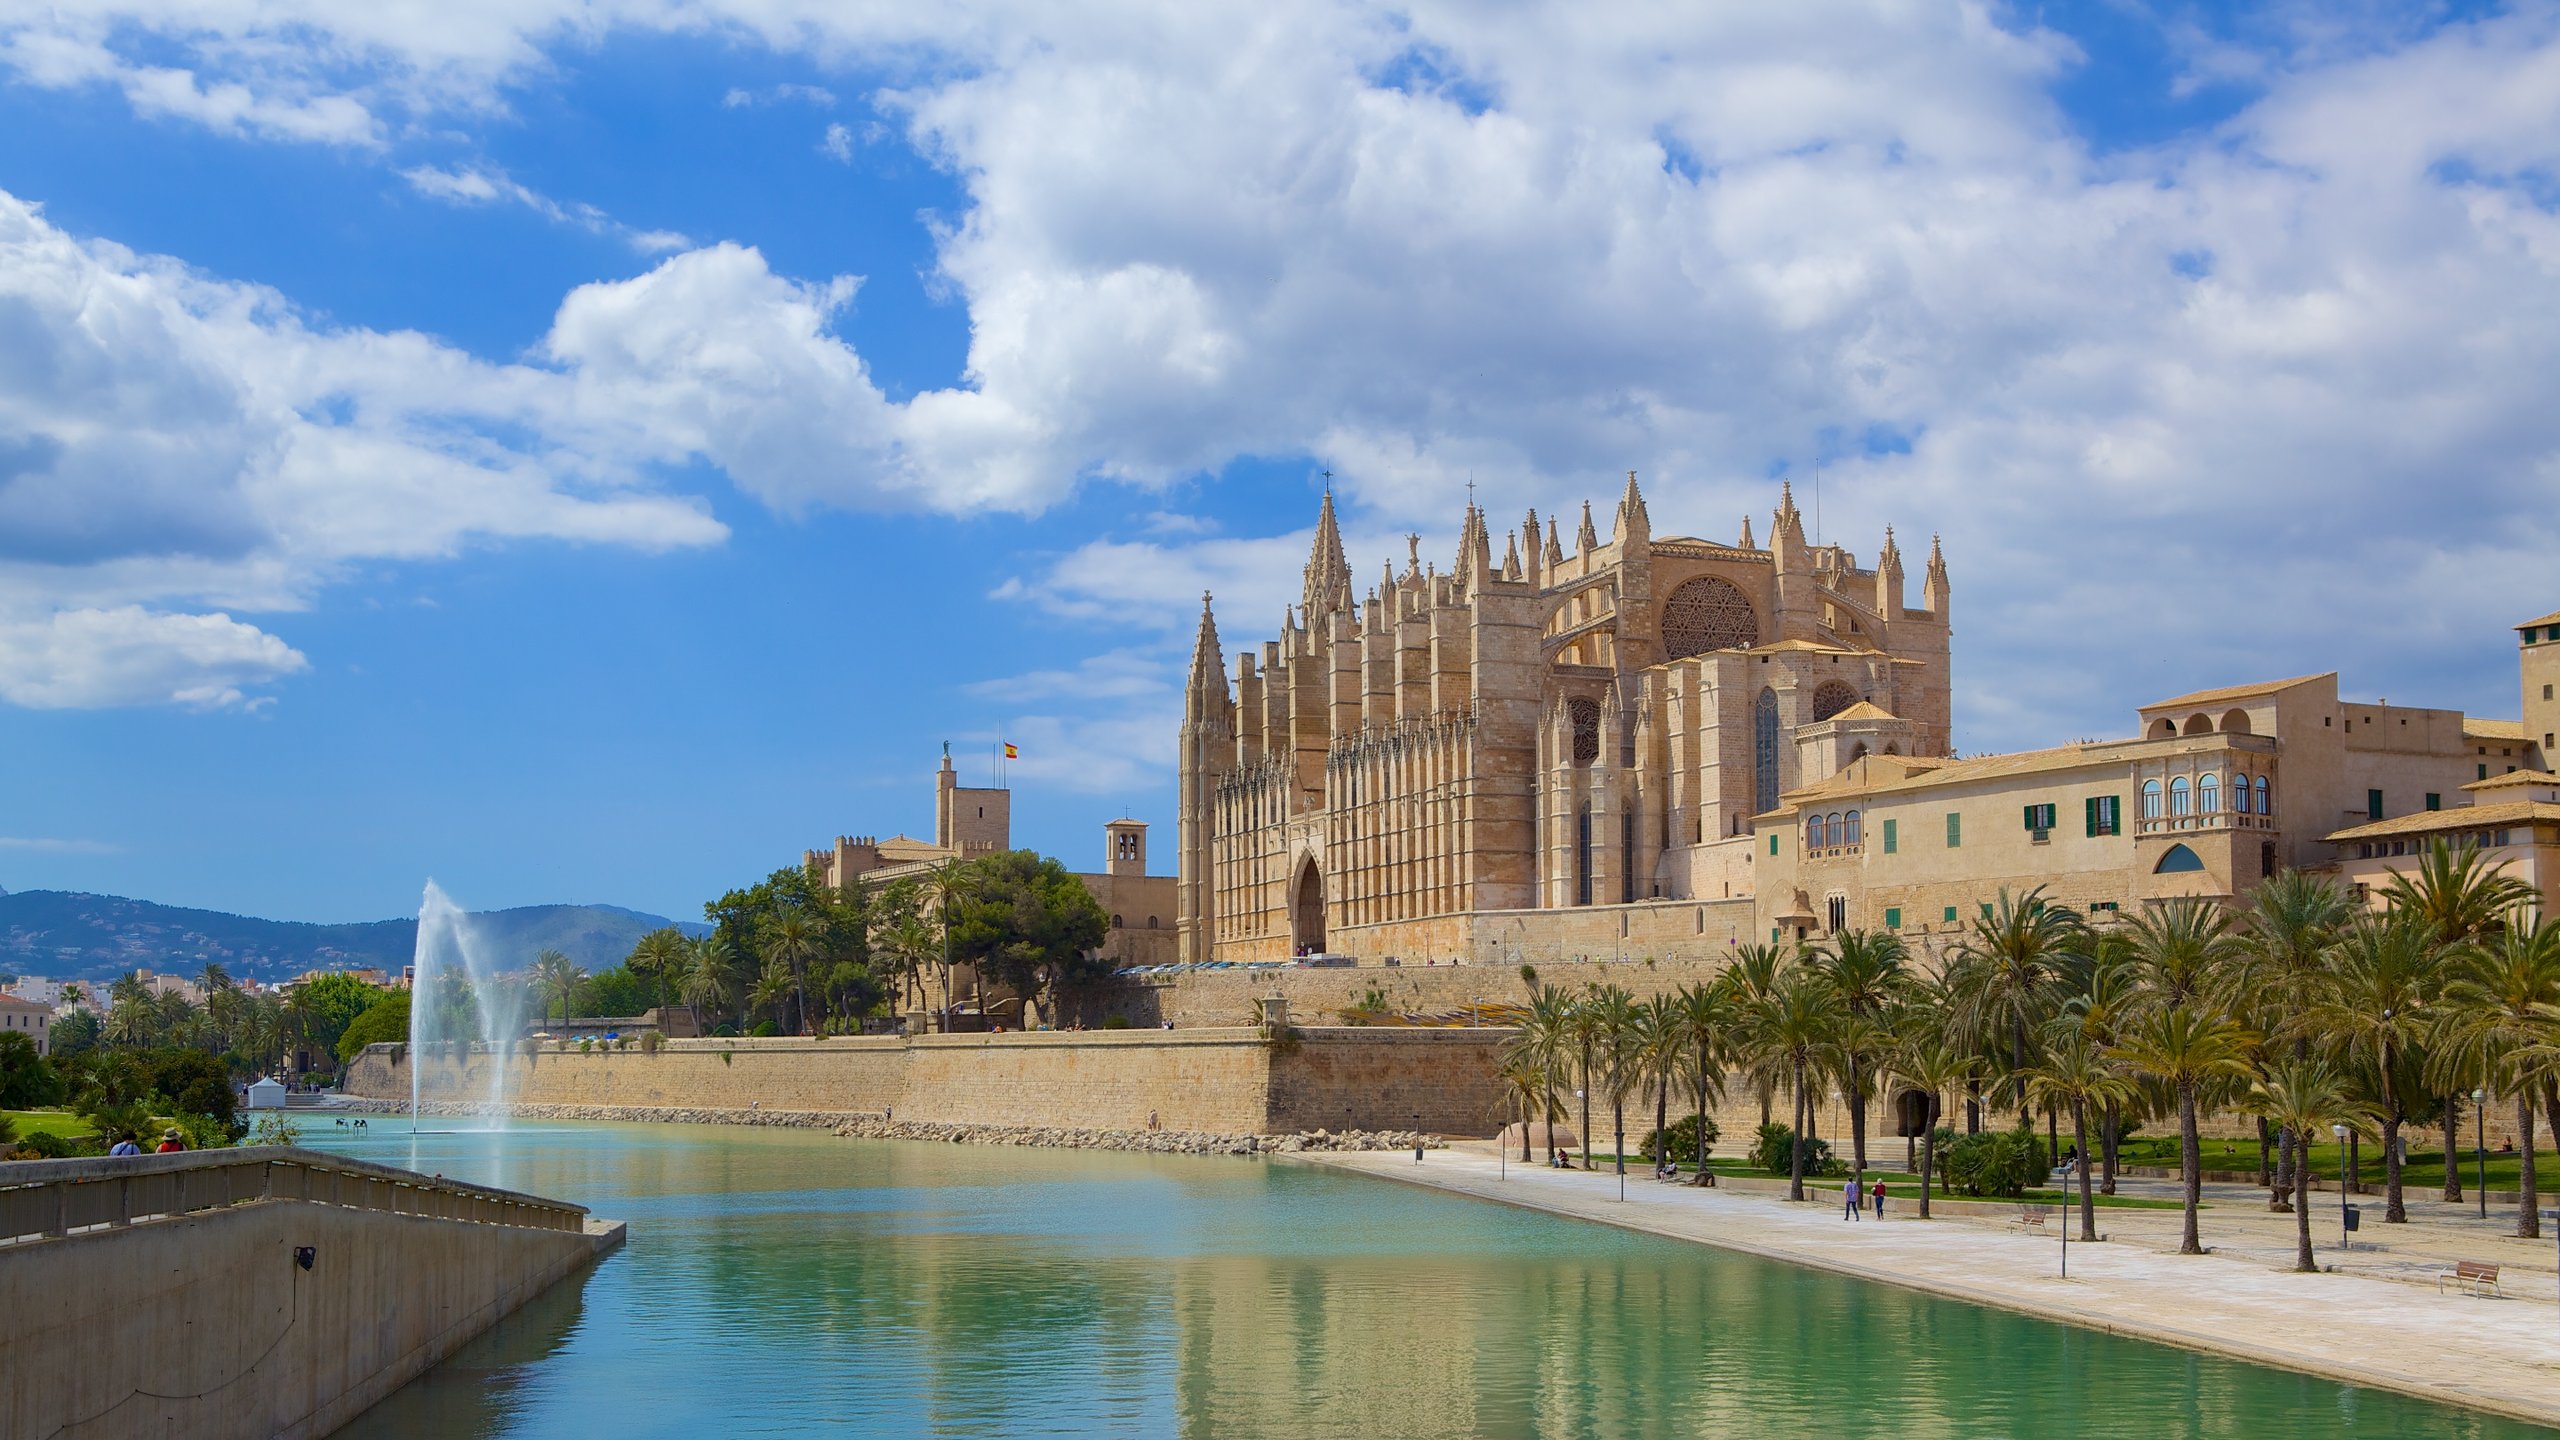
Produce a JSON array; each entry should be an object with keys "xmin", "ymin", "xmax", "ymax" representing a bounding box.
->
[
  {"xmin": 1178, "ymin": 479, "xmax": 1948, "ymax": 964},
  {"xmin": 807, "ymin": 750, "xmax": 1179, "ymax": 970}
]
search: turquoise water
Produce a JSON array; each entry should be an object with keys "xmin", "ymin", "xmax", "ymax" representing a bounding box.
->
[{"xmin": 307, "ymin": 1121, "xmax": 2543, "ymax": 1438}]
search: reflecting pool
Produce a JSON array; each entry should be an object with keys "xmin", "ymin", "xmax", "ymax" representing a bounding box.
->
[{"xmin": 307, "ymin": 1121, "xmax": 2543, "ymax": 1438}]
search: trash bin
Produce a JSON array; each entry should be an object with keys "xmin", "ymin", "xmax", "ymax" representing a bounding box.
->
[{"xmin": 2344, "ymin": 1205, "xmax": 2361, "ymax": 1232}]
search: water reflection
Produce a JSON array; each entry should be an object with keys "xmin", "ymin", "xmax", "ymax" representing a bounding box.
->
[{"xmin": 310, "ymin": 1123, "xmax": 2539, "ymax": 1440}]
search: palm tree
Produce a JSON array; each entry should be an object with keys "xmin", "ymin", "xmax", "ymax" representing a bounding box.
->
[
  {"xmin": 2111, "ymin": 1006, "xmax": 2256, "ymax": 1254},
  {"xmin": 1754, "ymin": 970, "xmax": 1839, "ymax": 1202},
  {"xmin": 104, "ymin": 996, "xmax": 154, "ymax": 1048},
  {"xmin": 1632, "ymin": 995, "xmax": 1686, "ymax": 1174},
  {"xmin": 1724, "ymin": 943, "xmax": 1790, "ymax": 1127},
  {"xmin": 680, "ymin": 934, "xmax": 736, "ymax": 1033},
  {"xmin": 1513, "ymin": 987, "xmax": 1577, "ymax": 1166},
  {"xmin": 1949, "ymin": 887, "xmax": 2085, "ymax": 1127},
  {"xmin": 1497, "ymin": 1050, "xmax": 1550, "ymax": 1162},
  {"xmin": 922, "ymin": 859, "xmax": 976, "ymax": 1033},
  {"xmin": 2432, "ymin": 918, "xmax": 2560, "ymax": 1239},
  {"xmin": 1809, "ymin": 928, "xmax": 1908, "ymax": 1175},
  {"xmin": 2055, "ymin": 931, "xmax": 2144, "ymax": 1193},
  {"xmin": 2295, "ymin": 915, "xmax": 2440, "ymax": 1223},
  {"xmin": 2251, "ymin": 1059, "xmax": 2370, "ymax": 1272},
  {"xmin": 2025, "ymin": 1028, "xmax": 2133, "ymax": 1241},
  {"xmin": 532, "ymin": 949, "xmax": 584, "ymax": 1027},
  {"xmin": 2383, "ymin": 838, "xmax": 2539, "ymax": 1198},
  {"xmin": 750, "ymin": 961, "xmax": 795, "ymax": 1032},
  {"xmin": 1565, "ymin": 987, "xmax": 1612, "ymax": 1171},
  {"xmin": 628, "ymin": 928, "xmax": 689, "ymax": 1015},
  {"xmin": 1587, "ymin": 987, "xmax": 1642, "ymax": 1178},
  {"xmin": 761, "ymin": 912, "xmax": 823, "ymax": 1035},
  {"xmin": 1889, "ymin": 1034, "xmax": 1977, "ymax": 1218},
  {"xmin": 2237, "ymin": 869, "xmax": 2355, "ymax": 1208},
  {"xmin": 1670, "ymin": 979, "xmax": 1734, "ymax": 1183}
]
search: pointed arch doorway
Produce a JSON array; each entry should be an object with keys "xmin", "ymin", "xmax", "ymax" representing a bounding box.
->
[{"xmin": 1291, "ymin": 858, "xmax": 1327, "ymax": 956}]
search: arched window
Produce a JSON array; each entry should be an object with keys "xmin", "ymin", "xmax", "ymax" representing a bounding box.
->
[
  {"xmin": 1148, "ymin": 916, "xmax": 1159, "ymax": 929},
  {"xmin": 2154, "ymin": 843, "xmax": 2205, "ymax": 874},
  {"xmin": 2256, "ymin": 776, "xmax": 2271, "ymax": 815},
  {"xmin": 1843, "ymin": 810, "xmax": 1863, "ymax": 846},
  {"xmin": 2140, "ymin": 779, "xmax": 2162, "ymax": 818},
  {"xmin": 1568, "ymin": 697, "xmax": 1602, "ymax": 768},
  {"xmin": 2168, "ymin": 777, "xmax": 2191, "ymax": 816},
  {"xmin": 2148, "ymin": 718, "xmax": 2176, "ymax": 740},
  {"xmin": 1811, "ymin": 681, "xmax": 1861, "ymax": 721},
  {"xmin": 1112, "ymin": 914, "xmax": 1124, "ymax": 929},
  {"xmin": 1753, "ymin": 688, "xmax": 1781, "ymax": 815},
  {"xmin": 1808, "ymin": 814, "xmax": 1827, "ymax": 849},
  {"xmin": 2198, "ymin": 773, "xmax": 2220, "ymax": 813}
]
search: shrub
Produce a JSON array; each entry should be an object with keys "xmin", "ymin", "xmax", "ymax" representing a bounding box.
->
[
  {"xmin": 1944, "ymin": 1123, "xmax": 2047, "ymax": 1197},
  {"xmin": 578, "ymin": 1037, "xmax": 594, "ymax": 1054},
  {"xmin": 640, "ymin": 1031, "xmax": 668, "ymax": 1054},
  {"xmin": 750, "ymin": 1020, "xmax": 780, "ymax": 1037},
  {"xmin": 1641, "ymin": 1113, "xmax": 1719, "ymax": 1163},
  {"xmin": 1752, "ymin": 1121, "xmax": 1838, "ymax": 1176},
  {"xmin": 336, "ymin": 993, "xmax": 412, "ymax": 1063},
  {"xmin": 249, "ymin": 1111, "xmax": 304, "ymax": 1147},
  {"xmin": 0, "ymin": 1031, "xmax": 63, "ymax": 1108},
  {"xmin": 174, "ymin": 1111, "xmax": 238, "ymax": 1150},
  {"xmin": 22, "ymin": 1129, "xmax": 103, "ymax": 1159}
]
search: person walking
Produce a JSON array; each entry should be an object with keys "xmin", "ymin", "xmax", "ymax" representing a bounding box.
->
[
  {"xmin": 1843, "ymin": 1173, "xmax": 1864, "ymax": 1221},
  {"xmin": 155, "ymin": 1128, "xmax": 186, "ymax": 1154},
  {"xmin": 1871, "ymin": 1177, "xmax": 1888, "ymax": 1218}
]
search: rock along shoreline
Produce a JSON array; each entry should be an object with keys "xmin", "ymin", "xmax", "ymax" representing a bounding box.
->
[{"xmin": 330, "ymin": 1098, "xmax": 1438, "ymax": 1155}]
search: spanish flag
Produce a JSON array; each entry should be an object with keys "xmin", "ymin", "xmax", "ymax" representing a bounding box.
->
[{"xmin": 1003, "ymin": 742, "xmax": 1019, "ymax": 759}]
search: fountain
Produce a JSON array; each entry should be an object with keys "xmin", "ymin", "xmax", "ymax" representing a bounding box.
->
[{"xmin": 407, "ymin": 880, "xmax": 533, "ymax": 1131}]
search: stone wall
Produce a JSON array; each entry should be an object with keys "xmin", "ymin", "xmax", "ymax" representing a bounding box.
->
[
  {"xmin": 347, "ymin": 1028, "xmax": 1510, "ymax": 1138},
  {"xmin": 1102, "ymin": 952, "xmax": 1741, "ymax": 1029}
]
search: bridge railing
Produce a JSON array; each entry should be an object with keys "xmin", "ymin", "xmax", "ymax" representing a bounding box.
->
[{"xmin": 0, "ymin": 1146, "xmax": 588, "ymax": 1247}]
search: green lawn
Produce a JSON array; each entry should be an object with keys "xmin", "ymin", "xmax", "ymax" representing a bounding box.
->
[
  {"xmin": 1542, "ymin": 1149, "xmax": 2183, "ymax": 1209},
  {"xmin": 4, "ymin": 1109, "xmax": 96, "ymax": 1141},
  {"xmin": 2111, "ymin": 1134, "xmax": 2560, "ymax": 1192}
]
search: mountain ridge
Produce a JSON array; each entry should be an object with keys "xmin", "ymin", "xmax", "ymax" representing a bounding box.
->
[{"xmin": 0, "ymin": 889, "xmax": 709, "ymax": 984}]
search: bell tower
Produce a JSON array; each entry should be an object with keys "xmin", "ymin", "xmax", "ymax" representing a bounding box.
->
[{"xmin": 2521, "ymin": 609, "xmax": 2560, "ymax": 767}]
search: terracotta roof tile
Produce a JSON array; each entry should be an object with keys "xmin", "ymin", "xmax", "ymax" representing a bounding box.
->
[
  {"xmin": 2141, "ymin": 674, "xmax": 2331, "ymax": 711},
  {"xmin": 2324, "ymin": 801, "xmax": 2560, "ymax": 843}
]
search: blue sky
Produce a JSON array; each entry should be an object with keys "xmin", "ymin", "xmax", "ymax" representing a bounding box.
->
[{"xmin": 1, "ymin": 2, "xmax": 2555, "ymax": 925}]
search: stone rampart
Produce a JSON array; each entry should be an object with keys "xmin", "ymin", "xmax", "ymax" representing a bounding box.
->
[
  {"xmin": 346, "ymin": 1028, "xmax": 1510, "ymax": 1138},
  {"xmin": 1105, "ymin": 953, "xmax": 1743, "ymax": 1029}
]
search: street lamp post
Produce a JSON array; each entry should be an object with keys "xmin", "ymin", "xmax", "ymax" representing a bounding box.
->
[
  {"xmin": 2332, "ymin": 1123, "xmax": 2351, "ymax": 1252},
  {"xmin": 2474, "ymin": 1088, "xmax": 2488, "ymax": 1221}
]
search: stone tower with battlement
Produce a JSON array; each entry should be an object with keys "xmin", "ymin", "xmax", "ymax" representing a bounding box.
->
[{"xmin": 1175, "ymin": 478, "xmax": 1954, "ymax": 963}]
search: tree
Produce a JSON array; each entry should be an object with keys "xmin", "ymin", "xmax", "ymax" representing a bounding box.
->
[
  {"xmin": 293, "ymin": 972, "xmax": 387, "ymax": 1066},
  {"xmin": 2251, "ymin": 1059, "xmax": 2370, "ymax": 1272},
  {"xmin": 2236, "ymin": 869, "xmax": 2355, "ymax": 1209},
  {"xmin": 1584, "ymin": 986, "xmax": 1642, "ymax": 1178},
  {"xmin": 2431, "ymin": 918, "xmax": 2560, "ymax": 1239},
  {"xmin": 1808, "ymin": 928, "xmax": 1908, "ymax": 1175},
  {"xmin": 2295, "ymin": 915, "xmax": 2440, "ymax": 1224},
  {"xmin": 946, "ymin": 851, "xmax": 1112, "ymax": 1028},
  {"xmin": 680, "ymin": 934, "xmax": 737, "ymax": 1034},
  {"xmin": 1889, "ymin": 1035, "xmax": 1978, "ymax": 1219},
  {"xmin": 921, "ymin": 860, "xmax": 975, "ymax": 1033},
  {"xmin": 0, "ymin": 1031, "xmax": 62, "ymax": 1108},
  {"xmin": 1498, "ymin": 1050, "xmax": 1549, "ymax": 1161},
  {"xmin": 531, "ymin": 949, "xmax": 585, "ymax": 1027},
  {"xmin": 2383, "ymin": 839, "xmax": 2539, "ymax": 1202},
  {"xmin": 48, "ymin": 1007, "xmax": 101, "ymax": 1059},
  {"xmin": 1752, "ymin": 968, "xmax": 1839, "ymax": 1202},
  {"xmin": 2025, "ymin": 1028, "xmax": 2133, "ymax": 1241},
  {"xmin": 336, "ymin": 992, "xmax": 413, "ymax": 1064},
  {"xmin": 2111, "ymin": 1007, "xmax": 2255, "ymax": 1255},
  {"xmin": 1671, "ymin": 979, "xmax": 1734, "ymax": 1184},
  {"xmin": 1949, "ymin": 887, "xmax": 2085, "ymax": 1126},
  {"xmin": 627, "ymin": 927, "xmax": 691, "ymax": 1015},
  {"xmin": 764, "ymin": 912, "xmax": 822, "ymax": 1035},
  {"xmin": 1512, "ymin": 986, "xmax": 1577, "ymax": 1166}
]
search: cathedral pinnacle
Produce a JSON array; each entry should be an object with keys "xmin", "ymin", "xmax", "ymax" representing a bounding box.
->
[
  {"xmin": 1185, "ymin": 591, "xmax": 1231, "ymax": 717},
  {"xmin": 1575, "ymin": 500, "xmax": 1598, "ymax": 554},
  {"xmin": 1301, "ymin": 485, "xmax": 1352, "ymax": 626},
  {"xmin": 1738, "ymin": 514, "xmax": 1756, "ymax": 549}
]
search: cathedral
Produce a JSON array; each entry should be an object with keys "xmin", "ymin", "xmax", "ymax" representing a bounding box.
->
[{"xmin": 1176, "ymin": 477, "xmax": 1953, "ymax": 964}]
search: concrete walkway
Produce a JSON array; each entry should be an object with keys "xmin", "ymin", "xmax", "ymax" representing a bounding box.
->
[{"xmin": 1296, "ymin": 1144, "xmax": 2560, "ymax": 1431}]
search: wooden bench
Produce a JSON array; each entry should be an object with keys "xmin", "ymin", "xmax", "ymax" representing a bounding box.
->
[
  {"xmin": 2010, "ymin": 1203, "xmax": 2051, "ymax": 1231},
  {"xmin": 2439, "ymin": 1260, "xmax": 2502, "ymax": 1297}
]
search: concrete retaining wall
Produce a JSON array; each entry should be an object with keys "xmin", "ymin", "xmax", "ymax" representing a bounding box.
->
[{"xmin": 1, "ymin": 1175, "xmax": 616, "ymax": 1440}]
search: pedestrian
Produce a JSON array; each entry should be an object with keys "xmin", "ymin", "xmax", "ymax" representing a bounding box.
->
[
  {"xmin": 156, "ymin": 1128, "xmax": 187, "ymax": 1154},
  {"xmin": 1872, "ymin": 1178, "xmax": 1888, "ymax": 1218},
  {"xmin": 1843, "ymin": 1173, "xmax": 1863, "ymax": 1221},
  {"xmin": 108, "ymin": 1134, "xmax": 142, "ymax": 1157}
]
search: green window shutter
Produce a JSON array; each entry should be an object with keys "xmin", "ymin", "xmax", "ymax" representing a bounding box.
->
[
  {"xmin": 1770, "ymin": 927, "xmax": 1781, "ymax": 943},
  {"xmin": 1769, "ymin": 833, "xmax": 1778, "ymax": 856},
  {"xmin": 2368, "ymin": 789, "xmax": 2384, "ymax": 821},
  {"xmin": 2481, "ymin": 763, "xmax": 2491, "ymax": 780},
  {"xmin": 2425, "ymin": 793, "xmax": 2442, "ymax": 811},
  {"xmin": 1884, "ymin": 907, "xmax": 1902, "ymax": 930},
  {"xmin": 1945, "ymin": 812, "xmax": 1962, "ymax": 847},
  {"xmin": 1881, "ymin": 818, "xmax": 1897, "ymax": 854},
  {"xmin": 2110, "ymin": 796, "xmax": 2123, "ymax": 835},
  {"xmin": 1980, "ymin": 902, "xmax": 1993, "ymax": 920},
  {"xmin": 2023, "ymin": 804, "xmax": 2036, "ymax": 830},
  {"xmin": 1942, "ymin": 905, "xmax": 1957, "ymax": 924},
  {"xmin": 2084, "ymin": 796, "xmax": 2098, "ymax": 837}
]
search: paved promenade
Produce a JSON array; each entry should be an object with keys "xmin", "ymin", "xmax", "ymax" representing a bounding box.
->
[{"xmin": 1301, "ymin": 1144, "xmax": 2560, "ymax": 1430}]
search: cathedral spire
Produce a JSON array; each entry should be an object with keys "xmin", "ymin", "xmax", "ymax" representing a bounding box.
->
[
  {"xmin": 1521, "ymin": 508, "xmax": 1543, "ymax": 586},
  {"xmin": 1924, "ymin": 531, "xmax": 1951, "ymax": 618},
  {"xmin": 1302, "ymin": 484, "xmax": 1352, "ymax": 626},
  {"xmin": 1738, "ymin": 514, "xmax": 1756, "ymax": 550},
  {"xmin": 1502, "ymin": 529, "xmax": 1522, "ymax": 581},
  {"xmin": 1613, "ymin": 470, "xmax": 1650, "ymax": 544},
  {"xmin": 1575, "ymin": 500, "xmax": 1598, "ymax": 555},
  {"xmin": 1184, "ymin": 591, "xmax": 1232, "ymax": 721},
  {"xmin": 1875, "ymin": 526, "xmax": 1905, "ymax": 620}
]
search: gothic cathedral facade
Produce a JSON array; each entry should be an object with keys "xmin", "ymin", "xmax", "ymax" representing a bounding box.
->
[{"xmin": 1176, "ymin": 477, "xmax": 1953, "ymax": 963}]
